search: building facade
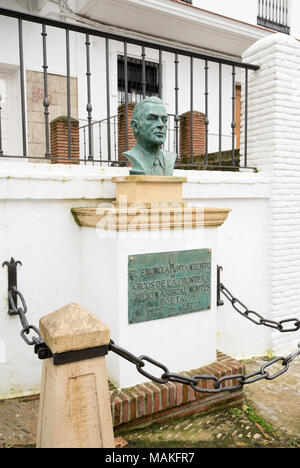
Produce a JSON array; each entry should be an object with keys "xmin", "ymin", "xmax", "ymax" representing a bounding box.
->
[
  {"xmin": 0, "ymin": 0, "xmax": 293, "ymax": 163},
  {"xmin": 0, "ymin": 0, "xmax": 300, "ymax": 398}
]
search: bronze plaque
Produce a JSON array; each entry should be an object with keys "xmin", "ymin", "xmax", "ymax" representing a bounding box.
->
[{"xmin": 128, "ymin": 249, "xmax": 211, "ymax": 324}]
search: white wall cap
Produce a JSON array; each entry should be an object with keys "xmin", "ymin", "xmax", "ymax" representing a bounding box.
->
[{"xmin": 243, "ymin": 32, "xmax": 300, "ymax": 59}]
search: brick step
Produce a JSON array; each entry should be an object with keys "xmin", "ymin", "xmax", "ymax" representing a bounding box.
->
[{"xmin": 109, "ymin": 351, "xmax": 244, "ymax": 429}]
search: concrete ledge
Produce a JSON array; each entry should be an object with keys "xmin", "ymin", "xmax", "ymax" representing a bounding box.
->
[
  {"xmin": 0, "ymin": 163, "xmax": 270, "ymax": 200},
  {"xmin": 72, "ymin": 205, "xmax": 231, "ymax": 230},
  {"xmin": 109, "ymin": 351, "xmax": 244, "ymax": 429}
]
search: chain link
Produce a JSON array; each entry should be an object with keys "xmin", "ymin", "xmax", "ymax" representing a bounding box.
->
[
  {"xmin": 108, "ymin": 280, "xmax": 300, "ymax": 392},
  {"xmin": 108, "ymin": 339, "xmax": 300, "ymax": 394},
  {"xmin": 108, "ymin": 340, "xmax": 145, "ymax": 367},
  {"xmin": 8, "ymin": 286, "xmax": 52, "ymax": 359},
  {"xmin": 108, "ymin": 279, "xmax": 300, "ymax": 393},
  {"xmin": 9, "ymin": 278, "xmax": 300, "ymax": 384},
  {"xmin": 8, "ymin": 287, "xmax": 43, "ymax": 345},
  {"xmin": 219, "ymin": 283, "xmax": 300, "ymax": 332}
]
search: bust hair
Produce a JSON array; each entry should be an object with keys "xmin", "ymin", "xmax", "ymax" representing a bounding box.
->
[{"xmin": 131, "ymin": 96, "xmax": 165, "ymax": 124}]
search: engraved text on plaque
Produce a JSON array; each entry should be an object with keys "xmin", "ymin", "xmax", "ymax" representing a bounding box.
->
[{"xmin": 128, "ymin": 249, "xmax": 211, "ymax": 324}]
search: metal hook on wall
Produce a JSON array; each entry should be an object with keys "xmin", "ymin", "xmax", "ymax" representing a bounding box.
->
[
  {"xmin": 2, "ymin": 257, "xmax": 23, "ymax": 315},
  {"xmin": 217, "ymin": 265, "xmax": 224, "ymax": 307}
]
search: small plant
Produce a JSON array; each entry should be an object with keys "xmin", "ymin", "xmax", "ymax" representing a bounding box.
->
[
  {"xmin": 287, "ymin": 437, "xmax": 299, "ymax": 448},
  {"xmin": 229, "ymin": 407, "xmax": 243, "ymax": 419},
  {"xmin": 263, "ymin": 349, "xmax": 276, "ymax": 361},
  {"xmin": 242, "ymin": 402, "xmax": 275, "ymax": 435}
]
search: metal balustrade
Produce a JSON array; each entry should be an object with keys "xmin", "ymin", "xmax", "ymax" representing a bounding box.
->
[
  {"xmin": 0, "ymin": 7, "xmax": 259, "ymax": 170},
  {"xmin": 79, "ymin": 114, "xmax": 178, "ymax": 164},
  {"xmin": 257, "ymin": 0, "xmax": 290, "ymax": 34}
]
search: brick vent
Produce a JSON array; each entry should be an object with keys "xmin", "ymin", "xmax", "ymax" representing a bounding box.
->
[
  {"xmin": 50, "ymin": 115, "xmax": 80, "ymax": 164},
  {"xmin": 118, "ymin": 102, "xmax": 136, "ymax": 162},
  {"xmin": 109, "ymin": 351, "xmax": 244, "ymax": 429}
]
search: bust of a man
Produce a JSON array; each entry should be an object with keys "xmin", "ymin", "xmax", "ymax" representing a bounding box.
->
[{"xmin": 123, "ymin": 96, "xmax": 177, "ymax": 176}]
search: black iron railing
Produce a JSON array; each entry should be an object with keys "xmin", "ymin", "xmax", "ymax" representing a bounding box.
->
[
  {"xmin": 79, "ymin": 113, "xmax": 179, "ymax": 164},
  {"xmin": 257, "ymin": 0, "xmax": 290, "ymax": 34},
  {"xmin": 0, "ymin": 7, "xmax": 259, "ymax": 170}
]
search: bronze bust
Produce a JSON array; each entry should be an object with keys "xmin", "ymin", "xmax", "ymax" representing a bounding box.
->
[{"xmin": 123, "ymin": 97, "xmax": 177, "ymax": 176}]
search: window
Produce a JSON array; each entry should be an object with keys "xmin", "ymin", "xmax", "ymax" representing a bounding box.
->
[
  {"xmin": 257, "ymin": 0, "xmax": 290, "ymax": 34},
  {"xmin": 118, "ymin": 56, "xmax": 159, "ymax": 105}
]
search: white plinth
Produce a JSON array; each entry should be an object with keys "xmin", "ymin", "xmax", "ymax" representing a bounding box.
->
[{"xmin": 80, "ymin": 227, "xmax": 219, "ymax": 389}]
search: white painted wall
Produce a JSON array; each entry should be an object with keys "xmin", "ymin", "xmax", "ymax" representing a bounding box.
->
[
  {"xmin": 242, "ymin": 32, "xmax": 300, "ymax": 355},
  {"xmin": 289, "ymin": 1, "xmax": 300, "ymax": 37},
  {"xmin": 0, "ymin": 13, "xmax": 77, "ymax": 76},
  {"xmin": 193, "ymin": 0, "xmax": 258, "ymax": 25},
  {"xmin": 0, "ymin": 69, "xmax": 21, "ymax": 155},
  {"xmin": 184, "ymin": 171, "xmax": 271, "ymax": 358},
  {"xmin": 0, "ymin": 162, "xmax": 271, "ymax": 397}
]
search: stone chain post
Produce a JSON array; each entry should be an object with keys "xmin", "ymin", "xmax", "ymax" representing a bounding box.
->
[{"xmin": 36, "ymin": 303, "xmax": 115, "ymax": 448}]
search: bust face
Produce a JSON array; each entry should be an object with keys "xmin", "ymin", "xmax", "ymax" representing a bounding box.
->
[{"xmin": 133, "ymin": 102, "xmax": 168, "ymax": 149}]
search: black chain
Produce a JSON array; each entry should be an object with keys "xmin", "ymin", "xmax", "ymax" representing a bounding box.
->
[
  {"xmin": 219, "ymin": 283, "xmax": 300, "ymax": 333},
  {"xmin": 8, "ymin": 286, "xmax": 52, "ymax": 360},
  {"xmin": 108, "ymin": 280, "xmax": 300, "ymax": 392},
  {"xmin": 108, "ymin": 340, "xmax": 300, "ymax": 394},
  {"xmin": 9, "ymin": 278, "xmax": 300, "ymax": 389}
]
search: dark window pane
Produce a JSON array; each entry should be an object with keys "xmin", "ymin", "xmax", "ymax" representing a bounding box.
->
[{"xmin": 118, "ymin": 55, "xmax": 159, "ymax": 104}]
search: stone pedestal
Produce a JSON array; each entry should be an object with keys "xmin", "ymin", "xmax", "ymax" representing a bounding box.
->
[
  {"xmin": 36, "ymin": 303, "xmax": 115, "ymax": 448},
  {"xmin": 112, "ymin": 175, "xmax": 186, "ymax": 204},
  {"xmin": 72, "ymin": 176, "xmax": 231, "ymax": 389}
]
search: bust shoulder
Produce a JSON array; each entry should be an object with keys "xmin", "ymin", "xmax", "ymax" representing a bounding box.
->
[
  {"xmin": 123, "ymin": 145, "xmax": 177, "ymax": 175},
  {"xmin": 161, "ymin": 150, "xmax": 177, "ymax": 175},
  {"xmin": 123, "ymin": 146, "xmax": 147, "ymax": 175}
]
